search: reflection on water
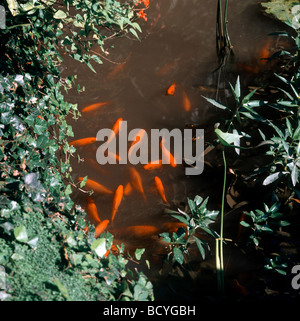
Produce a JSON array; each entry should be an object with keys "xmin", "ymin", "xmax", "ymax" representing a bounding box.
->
[{"xmin": 64, "ymin": 0, "xmax": 284, "ymax": 299}]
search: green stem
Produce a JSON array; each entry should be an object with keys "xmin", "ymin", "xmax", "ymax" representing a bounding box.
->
[
  {"xmin": 217, "ymin": 148, "xmax": 227, "ymax": 296},
  {"xmin": 224, "ymin": 0, "xmax": 231, "ymax": 49}
]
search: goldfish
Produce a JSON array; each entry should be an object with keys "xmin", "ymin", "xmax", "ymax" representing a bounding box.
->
[
  {"xmin": 81, "ymin": 101, "xmax": 110, "ymax": 114},
  {"xmin": 165, "ymin": 82, "xmax": 177, "ymax": 96},
  {"xmin": 128, "ymin": 129, "xmax": 146, "ymax": 158},
  {"xmin": 236, "ymin": 212, "xmax": 247, "ymax": 241},
  {"xmin": 182, "ymin": 88, "xmax": 191, "ymax": 112},
  {"xmin": 79, "ymin": 177, "xmax": 113, "ymax": 195},
  {"xmin": 231, "ymin": 279, "xmax": 249, "ymax": 296},
  {"xmin": 258, "ymin": 39, "xmax": 271, "ymax": 65},
  {"xmin": 104, "ymin": 244, "xmax": 119, "ymax": 257},
  {"xmin": 111, "ymin": 225, "xmax": 159, "ymax": 239},
  {"xmin": 154, "ymin": 176, "xmax": 169, "ymax": 204},
  {"xmin": 85, "ymin": 159, "xmax": 107, "ymax": 175},
  {"xmin": 85, "ymin": 196, "xmax": 101, "ymax": 224},
  {"xmin": 106, "ymin": 63, "xmax": 126, "ymax": 80},
  {"xmin": 111, "ymin": 185, "xmax": 123, "ymax": 223},
  {"xmin": 291, "ymin": 198, "xmax": 300, "ymax": 204},
  {"xmin": 160, "ymin": 138, "xmax": 177, "ymax": 167},
  {"xmin": 143, "ymin": 159, "xmax": 162, "ymax": 171},
  {"xmin": 161, "ymin": 222, "xmax": 187, "ymax": 235},
  {"xmin": 156, "ymin": 60, "xmax": 178, "ymax": 76},
  {"xmin": 124, "ymin": 182, "xmax": 133, "ymax": 196},
  {"xmin": 95, "ymin": 219, "xmax": 110, "ymax": 238},
  {"xmin": 106, "ymin": 117, "xmax": 123, "ymax": 145},
  {"xmin": 129, "ymin": 167, "xmax": 146, "ymax": 201},
  {"xmin": 236, "ymin": 62, "xmax": 260, "ymax": 74},
  {"xmin": 68, "ymin": 137, "xmax": 96, "ymax": 148},
  {"xmin": 107, "ymin": 151, "xmax": 121, "ymax": 162}
]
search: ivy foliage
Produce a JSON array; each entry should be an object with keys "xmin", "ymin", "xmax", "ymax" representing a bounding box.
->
[{"xmin": 0, "ymin": 0, "xmax": 153, "ymax": 301}]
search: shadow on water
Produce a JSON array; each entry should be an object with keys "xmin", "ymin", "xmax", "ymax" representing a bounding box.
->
[{"xmin": 63, "ymin": 0, "xmax": 288, "ymax": 300}]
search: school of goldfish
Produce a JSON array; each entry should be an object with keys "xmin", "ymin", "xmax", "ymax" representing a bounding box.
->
[
  {"xmin": 69, "ymin": 38, "xmax": 274, "ymax": 260},
  {"xmin": 71, "ymin": 85, "xmax": 191, "ymax": 255}
]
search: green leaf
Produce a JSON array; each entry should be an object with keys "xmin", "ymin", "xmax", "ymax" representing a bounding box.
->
[
  {"xmin": 173, "ymin": 247, "xmax": 184, "ymax": 264},
  {"xmin": 7, "ymin": 0, "xmax": 20, "ymax": 16},
  {"xmin": 79, "ymin": 176, "xmax": 87, "ymax": 188},
  {"xmin": 234, "ymin": 76, "xmax": 241, "ymax": 100},
  {"xmin": 14, "ymin": 226, "xmax": 28, "ymax": 243},
  {"xmin": 129, "ymin": 28, "xmax": 140, "ymax": 40},
  {"xmin": 171, "ymin": 214, "xmax": 189, "ymax": 225},
  {"xmin": 263, "ymin": 172, "xmax": 284, "ymax": 185},
  {"xmin": 135, "ymin": 248, "xmax": 145, "ymax": 260},
  {"xmin": 53, "ymin": 278, "xmax": 70, "ymax": 301},
  {"xmin": 240, "ymin": 221, "xmax": 250, "ymax": 228},
  {"xmin": 54, "ymin": 10, "xmax": 67, "ymax": 19},
  {"xmin": 91, "ymin": 238, "xmax": 107, "ymax": 257},
  {"xmin": 215, "ymin": 128, "xmax": 243, "ymax": 148},
  {"xmin": 194, "ymin": 236, "xmax": 206, "ymax": 260},
  {"xmin": 27, "ymin": 236, "xmax": 39, "ymax": 249},
  {"xmin": 202, "ymin": 96, "xmax": 231, "ymax": 112}
]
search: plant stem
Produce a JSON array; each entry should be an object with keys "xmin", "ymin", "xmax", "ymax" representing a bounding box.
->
[{"xmin": 216, "ymin": 148, "xmax": 227, "ymax": 296}]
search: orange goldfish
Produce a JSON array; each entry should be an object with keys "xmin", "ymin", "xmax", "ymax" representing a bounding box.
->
[
  {"xmin": 95, "ymin": 219, "xmax": 110, "ymax": 238},
  {"xmin": 182, "ymin": 88, "xmax": 191, "ymax": 112},
  {"xmin": 106, "ymin": 63, "xmax": 126, "ymax": 80},
  {"xmin": 160, "ymin": 138, "xmax": 177, "ymax": 167},
  {"xmin": 236, "ymin": 212, "xmax": 247, "ymax": 241},
  {"xmin": 154, "ymin": 176, "xmax": 169, "ymax": 204},
  {"xmin": 161, "ymin": 222, "xmax": 187, "ymax": 235},
  {"xmin": 143, "ymin": 159, "xmax": 162, "ymax": 170},
  {"xmin": 81, "ymin": 101, "xmax": 110, "ymax": 114},
  {"xmin": 128, "ymin": 129, "xmax": 146, "ymax": 158},
  {"xmin": 124, "ymin": 182, "xmax": 133, "ymax": 196},
  {"xmin": 79, "ymin": 177, "xmax": 113, "ymax": 195},
  {"xmin": 104, "ymin": 244, "xmax": 119, "ymax": 257},
  {"xmin": 112, "ymin": 225, "xmax": 159, "ymax": 239},
  {"xmin": 258, "ymin": 39, "xmax": 271, "ymax": 65},
  {"xmin": 85, "ymin": 196, "xmax": 101, "ymax": 224},
  {"xmin": 85, "ymin": 159, "xmax": 107, "ymax": 175},
  {"xmin": 156, "ymin": 60, "xmax": 178, "ymax": 76},
  {"xmin": 231, "ymin": 279, "xmax": 249, "ymax": 296},
  {"xmin": 165, "ymin": 82, "xmax": 177, "ymax": 96},
  {"xmin": 107, "ymin": 151, "xmax": 121, "ymax": 162},
  {"xmin": 129, "ymin": 167, "xmax": 146, "ymax": 201},
  {"xmin": 68, "ymin": 137, "xmax": 96, "ymax": 148},
  {"xmin": 111, "ymin": 185, "xmax": 123, "ymax": 223},
  {"xmin": 106, "ymin": 117, "xmax": 123, "ymax": 145}
]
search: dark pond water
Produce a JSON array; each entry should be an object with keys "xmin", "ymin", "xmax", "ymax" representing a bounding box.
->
[{"xmin": 64, "ymin": 0, "xmax": 285, "ymax": 300}]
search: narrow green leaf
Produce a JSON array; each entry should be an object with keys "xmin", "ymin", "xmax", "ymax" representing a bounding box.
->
[
  {"xmin": 194, "ymin": 236, "xmax": 206, "ymax": 260},
  {"xmin": 263, "ymin": 172, "xmax": 284, "ymax": 185},
  {"xmin": 171, "ymin": 214, "xmax": 189, "ymax": 225},
  {"xmin": 202, "ymin": 96, "xmax": 231, "ymax": 112}
]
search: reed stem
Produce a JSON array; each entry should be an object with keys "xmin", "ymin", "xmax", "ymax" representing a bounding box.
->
[{"xmin": 216, "ymin": 148, "xmax": 227, "ymax": 296}]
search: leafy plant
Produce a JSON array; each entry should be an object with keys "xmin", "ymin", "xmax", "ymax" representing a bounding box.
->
[
  {"xmin": 159, "ymin": 195, "xmax": 219, "ymax": 265},
  {"xmin": 0, "ymin": 0, "xmax": 153, "ymax": 301},
  {"xmin": 240, "ymin": 203, "xmax": 290, "ymax": 247}
]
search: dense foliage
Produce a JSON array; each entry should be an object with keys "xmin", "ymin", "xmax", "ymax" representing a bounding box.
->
[{"xmin": 0, "ymin": 0, "xmax": 153, "ymax": 301}]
